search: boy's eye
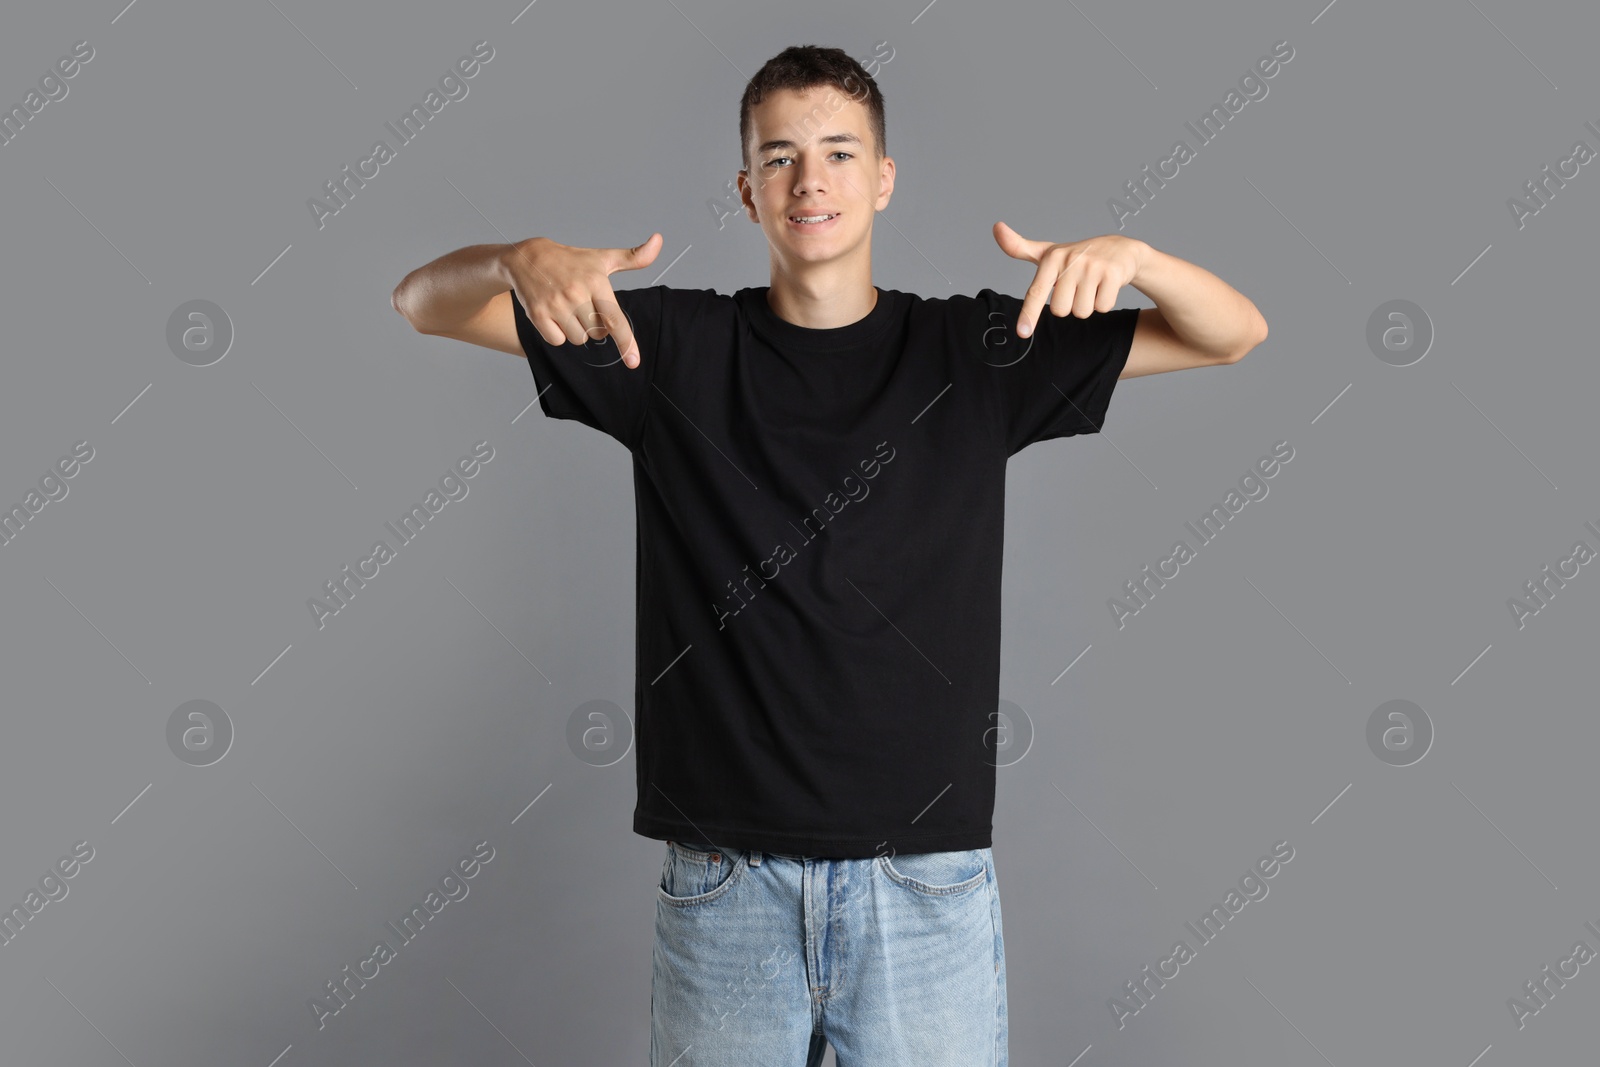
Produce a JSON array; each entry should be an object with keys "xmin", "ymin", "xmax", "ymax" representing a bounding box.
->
[{"xmin": 764, "ymin": 152, "xmax": 853, "ymax": 168}]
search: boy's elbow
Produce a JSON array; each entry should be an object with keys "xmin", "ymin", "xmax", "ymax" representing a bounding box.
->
[
  {"xmin": 1232, "ymin": 311, "xmax": 1268, "ymax": 362},
  {"xmin": 391, "ymin": 278, "xmax": 430, "ymax": 333}
]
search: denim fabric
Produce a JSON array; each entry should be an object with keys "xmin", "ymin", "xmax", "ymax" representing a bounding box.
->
[{"xmin": 651, "ymin": 839, "xmax": 1008, "ymax": 1066}]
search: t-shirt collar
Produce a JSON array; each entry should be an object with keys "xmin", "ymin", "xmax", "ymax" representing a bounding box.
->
[{"xmin": 740, "ymin": 285, "xmax": 900, "ymax": 353}]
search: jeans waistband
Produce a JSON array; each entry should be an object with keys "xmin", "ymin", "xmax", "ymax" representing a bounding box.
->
[{"xmin": 673, "ymin": 838, "xmax": 718, "ymax": 852}]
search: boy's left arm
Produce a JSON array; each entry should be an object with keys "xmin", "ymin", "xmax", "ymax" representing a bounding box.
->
[{"xmin": 995, "ymin": 222, "xmax": 1269, "ymax": 379}]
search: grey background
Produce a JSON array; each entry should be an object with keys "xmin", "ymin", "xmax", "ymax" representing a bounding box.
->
[{"xmin": 1, "ymin": 0, "xmax": 1596, "ymax": 1064}]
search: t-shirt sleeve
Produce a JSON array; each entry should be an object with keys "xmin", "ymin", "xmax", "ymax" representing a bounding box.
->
[
  {"xmin": 974, "ymin": 288, "xmax": 1140, "ymax": 456},
  {"xmin": 509, "ymin": 283, "xmax": 664, "ymax": 452}
]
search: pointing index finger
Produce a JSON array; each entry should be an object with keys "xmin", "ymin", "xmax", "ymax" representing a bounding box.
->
[
  {"xmin": 588, "ymin": 284, "xmax": 640, "ymax": 368},
  {"xmin": 1017, "ymin": 260, "xmax": 1063, "ymax": 339}
]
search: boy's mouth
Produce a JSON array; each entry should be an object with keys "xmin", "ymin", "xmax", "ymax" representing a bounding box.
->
[{"xmin": 787, "ymin": 212, "xmax": 840, "ymax": 229}]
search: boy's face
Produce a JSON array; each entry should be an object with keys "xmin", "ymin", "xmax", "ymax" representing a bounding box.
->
[{"xmin": 738, "ymin": 85, "xmax": 894, "ymax": 269}]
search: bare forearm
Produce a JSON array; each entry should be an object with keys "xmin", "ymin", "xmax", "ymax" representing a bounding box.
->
[
  {"xmin": 391, "ymin": 243, "xmax": 514, "ymax": 333},
  {"xmin": 1130, "ymin": 242, "xmax": 1268, "ymax": 360}
]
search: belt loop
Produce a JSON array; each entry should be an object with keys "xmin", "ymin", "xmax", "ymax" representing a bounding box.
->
[{"xmin": 749, "ymin": 849, "xmax": 762, "ymax": 867}]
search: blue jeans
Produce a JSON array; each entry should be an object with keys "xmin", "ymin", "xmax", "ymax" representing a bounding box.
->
[{"xmin": 651, "ymin": 838, "xmax": 1008, "ymax": 1066}]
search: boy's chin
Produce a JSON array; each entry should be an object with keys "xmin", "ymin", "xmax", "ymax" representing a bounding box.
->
[{"xmin": 772, "ymin": 231, "xmax": 855, "ymax": 257}]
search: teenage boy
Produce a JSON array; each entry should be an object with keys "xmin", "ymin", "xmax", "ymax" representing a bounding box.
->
[{"xmin": 393, "ymin": 43, "xmax": 1266, "ymax": 1067}]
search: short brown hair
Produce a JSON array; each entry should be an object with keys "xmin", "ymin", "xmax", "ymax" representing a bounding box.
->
[{"xmin": 739, "ymin": 45, "xmax": 886, "ymax": 174}]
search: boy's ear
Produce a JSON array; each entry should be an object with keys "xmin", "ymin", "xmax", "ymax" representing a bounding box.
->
[{"xmin": 736, "ymin": 171, "xmax": 759, "ymax": 220}]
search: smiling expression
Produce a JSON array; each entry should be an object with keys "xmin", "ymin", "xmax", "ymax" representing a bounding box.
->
[{"xmin": 738, "ymin": 85, "xmax": 895, "ymax": 267}]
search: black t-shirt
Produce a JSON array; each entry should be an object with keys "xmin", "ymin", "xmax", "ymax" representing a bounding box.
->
[{"xmin": 511, "ymin": 283, "xmax": 1138, "ymax": 857}]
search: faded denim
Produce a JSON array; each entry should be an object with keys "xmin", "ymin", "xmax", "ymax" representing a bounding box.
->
[{"xmin": 651, "ymin": 839, "xmax": 1008, "ymax": 1066}]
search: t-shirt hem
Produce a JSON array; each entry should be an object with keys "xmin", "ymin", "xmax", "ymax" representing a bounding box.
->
[
  {"xmin": 506, "ymin": 286, "xmax": 582, "ymax": 423},
  {"xmin": 531, "ymin": 379, "xmax": 576, "ymax": 421},
  {"xmin": 634, "ymin": 812, "xmax": 993, "ymax": 858},
  {"xmin": 1077, "ymin": 305, "xmax": 1140, "ymax": 433}
]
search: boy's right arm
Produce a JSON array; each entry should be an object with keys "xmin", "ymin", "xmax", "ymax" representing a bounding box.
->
[{"xmin": 390, "ymin": 234, "xmax": 663, "ymax": 368}]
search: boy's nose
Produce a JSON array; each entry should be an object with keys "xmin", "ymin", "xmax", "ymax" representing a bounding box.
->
[{"xmin": 793, "ymin": 167, "xmax": 827, "ymax": 196}]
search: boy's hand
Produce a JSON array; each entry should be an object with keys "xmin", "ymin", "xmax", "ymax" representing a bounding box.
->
[
  {"xmin": 993, "ymin": 223, "xmax": 1147, "ymax": 337},
  {"xmin": 501, "ymin": 232, "xmax": 663, "ymax": 368}
]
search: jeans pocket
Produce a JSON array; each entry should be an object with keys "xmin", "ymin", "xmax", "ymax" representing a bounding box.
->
[
  {"xmin": 658, "ymin": 840, "xmax": 747, "ymax": 907},
  {"xmin": 879, "ymin": 848, "xmax": 989, "ymax": 896}
]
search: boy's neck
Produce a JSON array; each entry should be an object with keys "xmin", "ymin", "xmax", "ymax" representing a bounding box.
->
[{"xmin": 764, "ymin": 259, "xmax": 878, "ymax": 330}]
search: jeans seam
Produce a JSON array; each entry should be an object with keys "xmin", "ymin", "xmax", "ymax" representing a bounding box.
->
[{"xmin": 989, "ymin": 861, "xmax": 1004, "ymax": 1067}]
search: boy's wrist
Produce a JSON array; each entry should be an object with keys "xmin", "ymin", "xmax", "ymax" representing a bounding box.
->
[{"xmin": 492, "ymin": 242, "xmax": 520, "ymax": 289}]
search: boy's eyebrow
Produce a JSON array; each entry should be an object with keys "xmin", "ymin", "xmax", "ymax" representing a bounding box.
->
[{"xmin": 756, "ymin": 132, "xmax": 863, "ymax": 154}]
